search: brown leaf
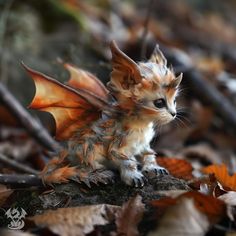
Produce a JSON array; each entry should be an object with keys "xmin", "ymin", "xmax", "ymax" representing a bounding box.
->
[
  {"xmin": 149, "ymin": 198, "xmax": 210, "ymax": 236},
  {"xmin": 202, "ymin": 164, "xmax": 236, "ymax": 191},
  {"xmin": 0, "ymin": 184, "xmax": 13, "ymax": 206},
  {"xmin": 183, "ymin": 192, "xmax": 226, "ymax": 224},
  {"xmin": 0, "ymin": 106, "xmax": 18, "ymax": 126},
  {"xmin": 152, "ymin": 191, "xmax": 225, "ymax": 224},
  {"xmin": 28, "ymin": 204, "xmax": 120, "ymax": 236},
  {"xmin": 156, "ymin": 157, "xmax": 194, "ymax": 180},
  {"xmin": 115, "ymin": 195, "xmax": 145, "ymax": 236}
]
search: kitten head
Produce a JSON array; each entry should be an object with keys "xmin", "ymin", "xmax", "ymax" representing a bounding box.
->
[{"xmin": 108, "ymin": 41, "xmax": 182, "ymax": 125}]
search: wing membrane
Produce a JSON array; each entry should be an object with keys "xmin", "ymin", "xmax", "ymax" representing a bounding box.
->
[
  {"xmin": 23, "ymin": 64, "xmax": 109, "ymax": 140},
  {"xmin": 65, "ymin": 63, "xmax": 108, "ymax": 100}
]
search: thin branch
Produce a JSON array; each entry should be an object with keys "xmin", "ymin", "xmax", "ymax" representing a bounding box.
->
[
  {"xmin": 0, "ymin": 82, "xmax": 61, "ymax": 152},
  {"xmin": 140, "ymin": 0, "xmax": 154, "ymax": 60},
  {"xmin": 163, "ymin": 47, "xmax": 236, "ymax": 131},
  {"xmin": 0, "ymin": 153, "xmax": 39, "ymax": 175},
  {"xmin": 0, "ymin": 174, "xmax": 43, "ymax": 187}
]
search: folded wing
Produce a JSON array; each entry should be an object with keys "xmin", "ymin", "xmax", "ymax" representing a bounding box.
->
[{"xmin": 23, "ymin": 64, "xmax": 109, "ymax": 140}]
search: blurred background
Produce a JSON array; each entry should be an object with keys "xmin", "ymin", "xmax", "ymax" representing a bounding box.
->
[{"xmin": 0, "ymin": 0, "xmax": 236, "ymax": 173}]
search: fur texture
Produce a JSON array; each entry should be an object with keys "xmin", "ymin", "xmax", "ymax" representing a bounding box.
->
[{"xmin": 26, "ymin": 41, "xmax": 182, "ymax": 187}]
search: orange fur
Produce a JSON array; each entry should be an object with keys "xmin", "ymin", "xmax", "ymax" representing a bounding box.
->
[
  {"xmin": 25, "ymin": 41, "xmax": 182, "ymax": 186},
  {"xmin": 42, "ymin": 166, "xmax": 77, "ymax": 184}
]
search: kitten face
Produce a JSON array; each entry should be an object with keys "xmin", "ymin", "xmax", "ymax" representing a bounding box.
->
[
  {"xmin": 109, "ymin": 41, "xmax": 182, "ymax": 125},
  {"xmin": 132, "ymin": 62, "xmax": 182, "ymax": 125}
]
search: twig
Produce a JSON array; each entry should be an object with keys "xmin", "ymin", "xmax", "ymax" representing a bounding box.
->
[
  {"xmin": 175, "ymin": 26, "xmax": 236, "ymax": 63},
  {"xmin": 0, "ymin": 174, "xmax": 43, "ymax": 187},
  {"xmin": 140, "ymin": 0, "xmax": 154, "ymax": 60},
  {"xmin": 163, "ymin": 47, "xmax": 236, "ymax": 131},
  {"xmin": 0, "ymin": 153, "xmax": 39, "ymax": 175},
  {"xmin": 0, "ymin": 82, "xmax": 60, "ymax": 151}
]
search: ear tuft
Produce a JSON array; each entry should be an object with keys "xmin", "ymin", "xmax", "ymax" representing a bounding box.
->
[
  {"xmin": 109, "ymin": 40, "xmax": 142, "ymax": 91},
  {"xmin": 171, "ymin": 73, "xmax": 183, "ymax": 88},
  {"xmin": 149, "ymin": 45, "xmax": 167, "ymax": 66}
]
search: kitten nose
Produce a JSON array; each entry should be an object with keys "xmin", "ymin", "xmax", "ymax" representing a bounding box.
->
[{"xmin": 170, "ymin": 111, "xmax": 176, "ymax": 117}]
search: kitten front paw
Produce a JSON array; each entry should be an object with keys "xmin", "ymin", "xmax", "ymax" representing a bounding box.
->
[
  {"xmin": 142, "ymin": 164, "xmax": 169, "ymax": 178},
  {"xmin": 121, "ymin": 169, "xmax": 146, "ymax": 187}
]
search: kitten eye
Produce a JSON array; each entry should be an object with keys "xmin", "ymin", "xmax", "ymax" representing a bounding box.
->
[
  {"xmin": 154, "ymin": 98, "xmax": 166, "ymax": 108},
  {"xmin": 174, "ymin": 99, "xmax": 176, "ymax": 104}
]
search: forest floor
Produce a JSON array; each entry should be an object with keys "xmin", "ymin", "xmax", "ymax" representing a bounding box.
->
[{"xmin": 0, "ymin": 1, "xmax": 236, "ymax": 235}]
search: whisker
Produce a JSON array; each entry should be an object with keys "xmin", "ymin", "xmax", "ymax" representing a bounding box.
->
[
  {"xmin": 176, "ymin": 114, "xmax": 192, "ymax": 126},
  {"xmin": 177, "ymin": 87, "xmax": 190, "ymax": 96},
  {"xmin": 176, "ymin": 106, "xmax": 190, "ymax": 113},
  {"xmin": 173, "ymin": 119, "xmax": 181, "ymax": 129},
  {"xmin": 178, "ymin": 112, "xmax": 193, "ymax": 122},
  {"xmin": 174, "ymin": 116, "xmax": 190, "ymax": 128}
]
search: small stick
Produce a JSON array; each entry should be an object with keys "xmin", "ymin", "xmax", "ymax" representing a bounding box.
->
[
  {"xmin": 0, "ymin": 153, "xmax": 39, "ymax": 175},
  {"xmin": 0, "ymin": 174, "xmax": 43, "ymax": 187},
  {"xmin": 0, "ymin": 82, "xmax": 60, "ymax": 152},
  {"xmin": 163, "ymin": 47, "xmax": 236, "ymax": 131}
]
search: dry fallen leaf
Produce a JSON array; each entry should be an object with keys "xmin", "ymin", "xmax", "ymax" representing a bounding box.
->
[
  {"xmin": 202, "ymin": 164, "xmax": 236, "ymax": 191},
  {"xmin": 184, "ymin": 192, "xmax": 226, "ymax": 224},
  {"xmin": 181, "ymin": 143, "xmax": 222, "ymax": 167},
  {"xmin": 148, "ymin": 198, "xmax": 210, "ymax": 236},
  {"xmin": 226, "ymin": 232, "xmax": 236, "ymax": 236},
  {"xmin": 0, "ymin": 184, "xmax": 13, "ymax": 206},
  {"xmin": 155, "ymin": 190, "xmax": 188, "ymax": 198},
  {"xmin": 29, "ymin": 204, "xmax": 120, "ymax": 236},
  {"xmin": 218, "ymin": 191, "xmax": 236, "ymax": 221},
  {"xmin": 0, "ymin": 229, "xmax": 35, "ymax": 236},
  {"xmin": 218, "ymin": 191, "xmax": 236, "ymax": 206},
  {"xmin": 151, "ymin": 191, "xmax": 226, "ymax": 224},
  {"xmin": 156, "ymin": 158, "xmax": 193, "ymax": 180},
  {"xmin": 114, "ymin": 195, "xmax": 145, "ymax": 236}
]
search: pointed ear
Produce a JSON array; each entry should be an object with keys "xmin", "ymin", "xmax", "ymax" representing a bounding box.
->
[
  {"xmin": 110, "ymin": 40, "xmax": 142, "ymax": 90},
  {"xmin": 170, "ymin": 73, "xmax": 183, "ymax": 88},
  {"xmin": 149, "ymin": 45, "xmax": 167, "ymax": 66}
]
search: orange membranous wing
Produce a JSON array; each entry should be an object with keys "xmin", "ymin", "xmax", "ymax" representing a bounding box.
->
[
  {"xmin": 64, "ymin": 63, "xmax": 109, "ymax": 100},
  {"xmin": 23, "ymin": 63, "xmax": 110, "ymax": 140}
]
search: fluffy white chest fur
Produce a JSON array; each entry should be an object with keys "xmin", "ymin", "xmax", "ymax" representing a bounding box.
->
[{"xmin": 122, "ymin": 122, "xmax": 155, "ymax": 156}]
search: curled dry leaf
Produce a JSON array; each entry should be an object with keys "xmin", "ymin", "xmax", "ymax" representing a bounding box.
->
[
  {"xmin": 28, "ymin": 204, "xmax": 120, "ymax": 236},
  {"xmin": 152, "ymin": 191, "xmax": 226, "ymax": 224},
  {"xmin": 114, "ymin": 195, "xmax": 145, "ymax": 236},
  {"xmin": 148, "ymin": 198, "xmax": 210, "ymax": 236},
  {"xmin": 156, "ymin": 158, "xmax": 193, "ymax": 180},
  {"xmin": 184, "ymin": 192, "xmax": 226, "ymax": 224},
  {"xmin": 202, "ymin": 164, "xmax": 236, "ymax": 191}
]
